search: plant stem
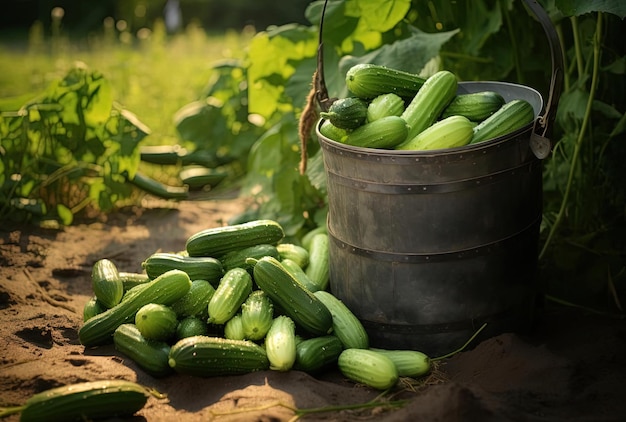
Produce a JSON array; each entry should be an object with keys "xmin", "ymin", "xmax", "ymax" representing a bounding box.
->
[
  {"xmin": 570, "ymin": 16, "xmax": 584, "ymax": 79},
  {"xmin": 431, "ymin": 322, "xmax": 487, "ymax": 361},
  {"xmin": 539, "ymin": 13, "xmax": 603, "ymax": 260}
]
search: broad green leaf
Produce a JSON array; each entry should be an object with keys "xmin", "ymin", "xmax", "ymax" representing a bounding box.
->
[
  {"xmin": 338, "ymin": 26, "xmax": 459, "ymax": 79},
  {"xmin": 556, "ymin": 0, "xmax": 626, "ymax": 18},
  {"xmin": 355, "ymin": 0, "xmax": 411, "ymax": 33},
  {"xmin": 248, "ymin": 26, "xmax": 318, "ymax": 118}
]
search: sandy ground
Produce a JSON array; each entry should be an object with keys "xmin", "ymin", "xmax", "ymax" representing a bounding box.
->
[{"xmin": 1, "ymin": 196, "xmax": 625, "ymax": 421}]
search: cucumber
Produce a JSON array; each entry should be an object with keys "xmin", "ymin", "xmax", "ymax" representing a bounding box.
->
[
  {"xmin": 280, "ymin": 258, "xmax": 319, "ymax": 292},
  {"xmin": 113, "ymin": 323, "xmax": 173, "ymax": 378},
  {"xmin": 176, "ymin": 316, "xmax": 209, "ymax": 339},
  {"xmin": 319, "ymin": 97, "xmax": 368, "ymax": 130},
  {"xmin": 276, "ymin": 243, "xmax": 310, "ymax": 269},
  {"xmin": 82, "ymin": 296, "xmax": 105, "ymax": 322},
  {"xmin": 338, "ymin": 348, "xmax": 399, "ymax": 390},
  {"xmin": 241, "ymin": 290, "xmax": 274, "ymax": 341},
  {"xmin": 18, "ymin": 380, "xmax": 149, "ymax": 422},
  {"xmin": 396, "ymin": 115, "xmax": 474, "ymax": 151},
  {"xmin": 78, "ymin": 269, "xmax": 192, "ymax": 347},
  {"xmin": 470, "ymin": 99, "xmax": 535, "ymax": 144},
  {"xmin": 219, "ymin": 244, "xmax": 280, "ymax": 273},
  {"xmin": 185, "ymin": 219, "xmax": 285, "ymax": 258},
  {"xmin": 141, "ymin": 252, "xmax": 224, "ymax": 285},
  {"xmin": 91, "ymin": 259, "xmax": 123, "ymax": 309},
  {"xmin": 223, "ymin": 313, "xmax": 246, "ymax": 340},
  {"xmin": 169, "ymin": 279, "xmax": 215, "ymax": 319},
  {"xmin": 265, "ymin": 315, "xmax": 297, "ymax": 371},
  {"xmin": 128, "ymin": 170, "xmax": 189, "ymax": 200},
  {"xmin": 441, "ymin": 91, "xmax": 505, "ymax": 121},
  {"xmin": 207, "ymin": 268, "xmax": 253, "ymax": 325},
  {"xmin": 345, "ymin": 63, "xmax": 426, "ymax": 100},
  {"xmin": 342, "ymin": 115, "xmax": 408, "ymax": 149},
  {"xmin": 399, "ymin": 70, "xmax": 458, "ymax": 143},
  {"xmin": 118, "ymin": 271, "xmax": 150, "ymax": 292},
  {"xmin": 318, "ymin": 119, "xmax": 349, "ymax": 143},
  {"xmin": 367, "ymin": 92, "xmax": 405, "ymax": 122},
  {"xmin": 179, "ymin": 165, "xmax": 227, "ymax": 191},
  {"xmin": 313, "ymin": 290, "xmax": 369, "ymax": 349},
  {"xmin": 135, "ymin": 303, "xmax": 178, "ymax": 342},
  {"xmin": 168, "ymin": 335, "xmax": 270, "ymax": 377},
  {"xmin": 248, "ymin": 256, "xmax": 333, "ymax": 336},
  {"xmin": 305, "ymin": 233, "xmax": 330, "ymax": 292},
  {"xmin": 293, "ymin": 335, "xmax": 343, "ymax": 374},
  {"xmin": 369, "ymin": 348, "xmax": 431, "ymax": 378}
]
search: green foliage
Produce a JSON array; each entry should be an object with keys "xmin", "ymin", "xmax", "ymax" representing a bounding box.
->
[{"xmin": 0, "ymin": 64, "xmax": 148, "ymax": 224}]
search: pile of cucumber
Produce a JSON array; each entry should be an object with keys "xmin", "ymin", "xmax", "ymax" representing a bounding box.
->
[
  {"xmin": 319, "ymin": 63, "xmax": 535, "ymax": 150},
  {"xmin": 79, "ymin": 219, "xmax": 431, "ymax": 391}
]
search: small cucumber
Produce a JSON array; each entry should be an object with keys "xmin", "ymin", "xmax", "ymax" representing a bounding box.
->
[
  {"xmin": 241, "ymin": 290, "xmax": 274, "ymax": 341},
  {"xmin": 367, "ymin": 93, "xmax": 405, "ymax": 122},
  {"xmin": 113, "ymin": 323, "xmax": 173, "ymax": 378},
  {"xmin": 338, "ymin": 348, "xmax": 399, "ymax": 390},
  {"xmin": 265, "ymin": 315, "xmax": 297, "ymax": 371},
  {"xmin": 207, "ymin": 268, "xmax": 253, "ymax": 325},
  {"xmin": 91, "ymin": 259, "xmax": 123, "ymax": 309},
  {"xmin": 294, "ymin": 335, "xmax": 343, "ymax": 374},
  {"xmin": 319, "ymin": 97, "xmax": 368, "ymax": 130},
  {"xmin": 135, "ymin": 303, "xmax": 178, "ymax": 342}
]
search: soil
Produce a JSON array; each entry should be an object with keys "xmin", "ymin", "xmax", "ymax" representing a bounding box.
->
[{"xmin": 1, "ymin": 195, "xmax": 625, "ymax": 422}]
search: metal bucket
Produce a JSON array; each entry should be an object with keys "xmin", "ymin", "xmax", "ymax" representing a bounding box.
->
[{"xmin": 314, "ymin": 0, "xmax": 563, "ymax": 355}]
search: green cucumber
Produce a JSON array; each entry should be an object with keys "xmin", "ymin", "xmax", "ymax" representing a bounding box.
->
[
  {"xmin": 185, "ymin": 219, "xmax": 285, "ymax": 258},
  {"xmin": 345, "ymin": 63, "xmax": 426, "ymax": 100},
  {"xmin": 113, "ymin": 323, "xmax": 173, "ymax": 378},
  {"xmin": 168, "ymin": 335, "xmax": 270, "ymax": 377},
  {"xmin": 78, "ymin": 269, "xmax": 191, "ymax": 347}
]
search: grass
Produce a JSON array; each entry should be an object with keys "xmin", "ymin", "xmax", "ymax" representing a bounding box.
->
[{"xmin": 0, "ymin": 20, "xmax": 255, "ymax": 146}]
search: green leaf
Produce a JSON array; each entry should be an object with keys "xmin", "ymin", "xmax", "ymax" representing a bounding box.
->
[
  {"xmin": 556, "ymin": 0, "xmax": 626, "ymax": 18},
  {"xmin": 338, "ymin": 26, "xmax": 459, "ymax": 78},
  {"xmin": 56, "ymin": 204, "xmax": 73, "ymax": 226},
  {"xmin": 355, "ymin": 0, "xmax": 411, "ymax": 32}
]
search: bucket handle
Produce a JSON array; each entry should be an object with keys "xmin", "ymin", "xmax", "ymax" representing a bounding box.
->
[{"xmin": 313, "ymin": 0, "xmax": 564, "ymax": 160}]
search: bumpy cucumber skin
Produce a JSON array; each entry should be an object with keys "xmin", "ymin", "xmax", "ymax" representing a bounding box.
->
[{"xmin": 168, "ymin": 335, "xmax": 270, "ymax": 376}]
